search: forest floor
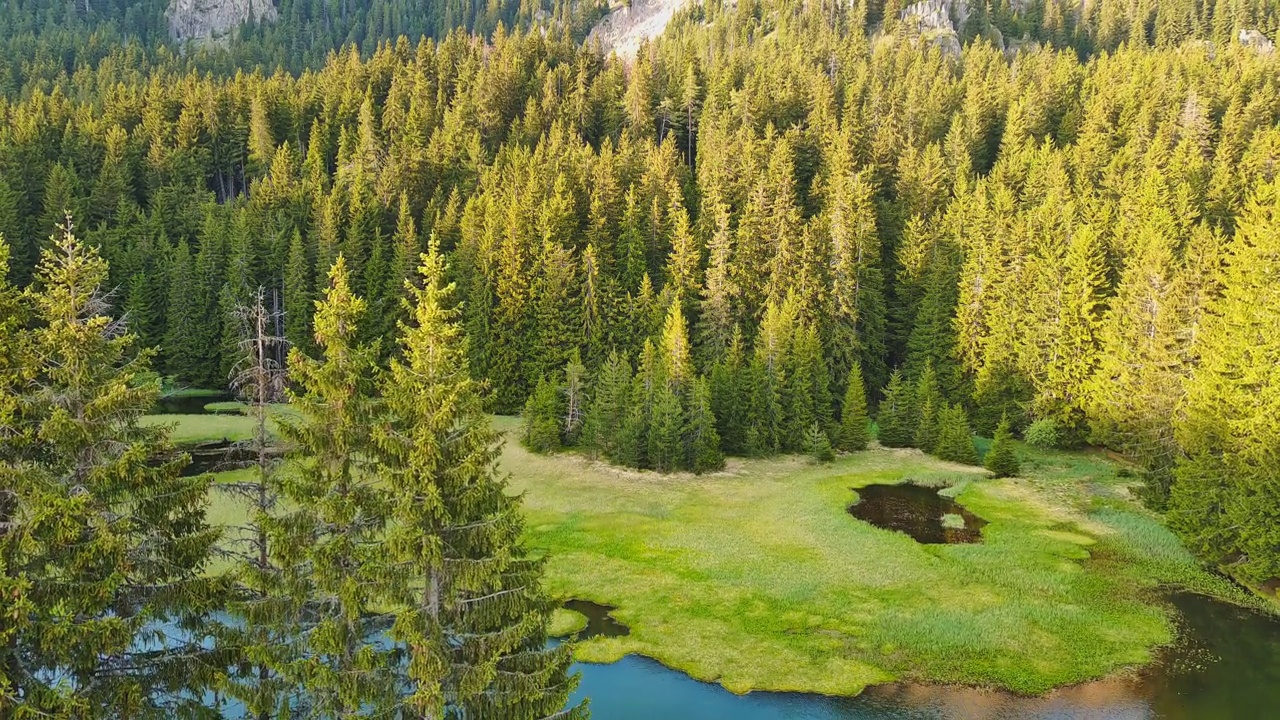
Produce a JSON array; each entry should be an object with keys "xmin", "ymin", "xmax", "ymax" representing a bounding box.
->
[{"xmin": 164, "ymin": 409, "xmax": 1253, "ymax": 698}]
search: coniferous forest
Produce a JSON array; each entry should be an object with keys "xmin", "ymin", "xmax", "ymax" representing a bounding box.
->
[{"xmin": 2, "ymin": 0, "xmax": 1280, "ymax": 714}]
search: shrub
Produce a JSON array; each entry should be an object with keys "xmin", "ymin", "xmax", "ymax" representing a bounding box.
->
[
  {"xmin": 1024, "ymin": 418, "xmax": 1060, "ymax": 448},
  {"xmin": 984, "ymin": 414, "xmax": 1020, "ymax": 478},
  {"xmin": 805, "ymin": 423, "xmax": 835, "ymax": 463}
]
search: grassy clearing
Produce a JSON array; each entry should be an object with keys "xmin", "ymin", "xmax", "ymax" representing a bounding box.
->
[
  {"xmin": 143, "ymin": 414, "xmax": 260, "ymax": 444},
  {"xmin": 187, "ymin": 412, "xmax": 1240, "ymax": 697},
  {"xmin": 142, "ymin": 405, "xmax": 296, "ymax": 445},
  {"xmin": 497, "ymin": 416, "xmax": 1235, "ymax": 696}
]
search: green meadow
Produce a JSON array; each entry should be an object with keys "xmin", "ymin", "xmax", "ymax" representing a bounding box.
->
[{"xmin": 177, "ymin": 411, "xmax": 1252, "ymax": 698}]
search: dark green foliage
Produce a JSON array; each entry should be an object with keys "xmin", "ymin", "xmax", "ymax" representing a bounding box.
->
[
  {"xmin": 877, "ymin": 370, "xmax": 915, "ymax": 448},
  {"xmin": 685, "ymin": 376, "xmax": 725, "ymax": 474},
  {"xmin": 270, "ymin": 256, "xmax": 402, "ymax": 715},
  {"xmin": 0, "ymin": 223, "xmax": 220, "ymax": 716},
  {"xmin": 985, "ymin": 415, "xmax": 1020, "ymax": 478},
  {"xmin": 805, "ymin": 423, "xmax": 836, "ymax": 463},
  {"xmin": 971, "ymin": 362, "xmax": 1033, "ymax": 437},
  {"xmin": 838, "ymin": 362, "xmax": 871, "ymax": 452},
  {"xmin": 913, "ymin": 363, "xmax": 942, "ymax": 453},
  {"xmin": 648, "ymin": 385, "xmax": 685, "ymax": 473},
  {"xmin": 376, "ymin": 242, "xmax": 585, "ymax": 719},
  {"xmin": 1024, "ymin": 419, "xmax": 1061, "ymax": 449},
  {"xmin": 934, "ymin": 404, "xmax": 979, "ymax": 466},
  {"xmin": 522, "ymin": 375, "xmax": 564, "ymax": 453},
  {"xmin": 585, "ymin": 351, "xmax": 634, "ymax": 460}
]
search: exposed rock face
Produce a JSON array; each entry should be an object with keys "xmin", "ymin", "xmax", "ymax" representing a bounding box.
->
[
  {"xmin": 168, "ymin": 0, "xmax": 277, "ymax": 44},
  {"xmin": 899, "ymin": 0, "xmax": 967, "ymax": 58},
  {"xmin": 587, "ymin": 0, "xmax": 690, "ymax": 60},
  {"xmin": 1238, "ymin": 28, "xmax": 1275, "ymax": 54}
]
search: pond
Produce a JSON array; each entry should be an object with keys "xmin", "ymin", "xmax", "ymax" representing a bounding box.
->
[
  {"xmin": 567, "ymin": 591, "xmax": 1280, "ymax": 719},
  {"xmin": 152, "ymin": 392, "xmax": 234, "ymax": 415},
  {"xmin": 847, "ymin": 483, "xmax": 986, "ymax": 544},
  {"xmin": 563, "ymin": 600, "xmax": 631, "ymax": 639},
  {"xmin": 181, "ymin": 441, "xmax": 255, "ymax": 476}
]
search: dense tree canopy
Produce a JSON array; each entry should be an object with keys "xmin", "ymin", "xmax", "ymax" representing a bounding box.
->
[{"xmin": 1, "ymin": 0, "xmax": 1280, "ymax": 711}]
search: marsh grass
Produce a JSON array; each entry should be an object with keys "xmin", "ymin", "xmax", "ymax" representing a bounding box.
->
[{"xmin": 188, "ymin": 412, "xmax": 1243, "ymax": 697}]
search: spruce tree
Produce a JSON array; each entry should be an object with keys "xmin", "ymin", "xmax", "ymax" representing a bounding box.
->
[
  {"xmin": 584, "ymin": 350, "xmax": 634, "ymax": 460},
  {"xmin": 1169, "ymin": 179, "xmax": 1280, "ymax": 583},
  {"xmin": 709, "ymin": 329, "xmax": 748, "ymax": 455},
  {"xmin": 2, "ymin": 220, "xmax": 220, "ymax": 715},
  {"xmin": 522, "ymin": 375, "xmax": 564, "ymax": 453},
  {"xmin": 877, "ymin": 370, "xmax": 915, "ymax": 448},
  {"xmin": 984, "ymin": 414, "xmax": 1020, "ymax": 478},
  {"xmin": 270, "ymin": 255, "xmax": 399, "ymax": 717},
  {"xmin": 935, "ymin": 404, "xmax": 980, "ymax": 465},
  {"xmin": 685, "ymin": 375, "xmax": 724, "ymax": 474},
  {"xmin": 913, "ymin": 363, "xmax": 942, "ymax": 453},
  {"xmin": 375, "ymin": 242, "xmax": 585, "ymax": 719},
  {"xmin": 839, "ymin": 362, "xmax": 871, "ymax": 452},
  {"xmin": 648, "ymin": 384, "xmax": 685, "ymax": 473}
]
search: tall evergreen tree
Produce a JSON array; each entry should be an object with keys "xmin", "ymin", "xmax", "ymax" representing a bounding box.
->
[
  {"xmin": 839, "ymin": 362, "xmax": 871, "ymax": 452},
  {"xmin": 1, "ymin": 220, "xmax": 220, "ymax": 716},
  {"xmin": 270, "ymin": 255, "xmax": 399, "ymax": 717},
  {"xmin": 685, "ymin": 375, "xmax": 724, "ymax": 474},
  {"xmin": 876, "ymin": 370, "xmax": 915, "ymax": 448},
  {"xmin": 1169, "ymin": 179, "xmax": 1280, "ymax": 584},
  {"xmin": 375, "ymin": 242, "xmax": 585, "ymax": 719}
]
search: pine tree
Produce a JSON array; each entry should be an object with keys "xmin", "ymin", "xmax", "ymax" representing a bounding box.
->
[
  {"xmin": 935, "ymin": 404, "xmax": 980, "ymax": 465},
  {"xmin": 913, "ymin": 363, "xmax": 942, "ymax": 453},
  {"xmin": 523, "ymin": 375, "xmax": 564, "ymax": 453},
  {"xmin": 1169, "ymin": 179, "xmax": 1280, "ymax": 583},
  {"xmin": 2, "ymin": 219, "xmax": 220, "ymax": 715},
  {"xmin": 684, "ymin": 375, "xmax": 724, "ymax": 474},
  {"xmin": 877, "ymin": 370, "xmax": 915, "ymax": 448},
  {"xmin": 984, "ymin": 414, "xmax": 1020, "ymax": 478},
  {"xmin": 375, "ymin": 242, "xmax": 585, "ymax": 719},
  {"xmin": 585, "ymin": 350, "xmax": 634, "ymax": 460},
  {"xmin": 271, "ymin": 255, "xmax": 399, "ymax": 717},
  {"xmin": 839, "ymin": 362, "xmax": 871, "ymax": 452},
  {"xmin": 648, "ymin": 384, "xmax": 685, "ymax": 473}
]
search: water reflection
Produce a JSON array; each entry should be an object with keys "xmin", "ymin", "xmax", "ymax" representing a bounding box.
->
[
  {"xmin": 563, "ymin": 599, "xmax": 631, "ymax": 639},
  {"xmin": 152, "ymin": 393, "xmax": 233, "ymax": 415},
  {"xmin": 847, "ymin": 484, "xmax": 986, "ymax": 544},
  {"xmin": 569, "ymin": 592, "xmax": 1280, "ymax": 719}
]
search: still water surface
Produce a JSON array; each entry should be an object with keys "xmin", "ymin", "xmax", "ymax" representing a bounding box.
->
[{"xmin": 567, "ymin": 592, "xmax": 1280, "ymax": 719}]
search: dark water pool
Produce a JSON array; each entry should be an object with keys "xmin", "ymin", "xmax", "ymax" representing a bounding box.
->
[
  {"xmin": 568, "ymin": 591, "xmax": 1280, "ymax": 719},
  {"xmin": 847, "ymin": 484, "xmax": 986, "ymax": 544},
  {"xmin": 180, "ymin": 441, "xmax": 254, "ymax": 476},
  {"xmin": 564, "ymin": 600, "xmax": 631, "ymax": 639},
  {"xmin": 152, "ymin": 393, "xmax": 233, "ymax": 415}
]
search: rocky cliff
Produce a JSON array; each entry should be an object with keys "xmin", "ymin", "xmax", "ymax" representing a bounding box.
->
[{"xmin": 167, "ymin": 0, "xmax": 277, "ymax": 44}]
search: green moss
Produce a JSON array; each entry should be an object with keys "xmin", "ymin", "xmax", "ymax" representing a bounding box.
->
[
  {"xmin": 549, "ymin": 608, "xmax": 589, "ymax": 637},
  {"xmin": 940, "ymin": 513, "xmax": 966, "ymax": 529}
]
